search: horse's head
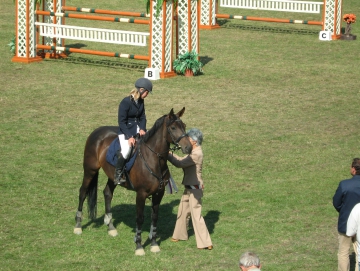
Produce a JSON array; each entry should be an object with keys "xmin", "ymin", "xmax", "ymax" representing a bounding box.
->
[{"xmin": 166, "ymin": 107, "xmax": 192, "ymax": 154}]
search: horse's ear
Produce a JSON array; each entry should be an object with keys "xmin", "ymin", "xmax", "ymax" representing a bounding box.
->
[
  {"xmin": 168, "ymin": 108, "xmax": 176, "ymax": 121},
  {"xmin": 176, "ymin": 107, "xmax": 185, "ymax": 118}
]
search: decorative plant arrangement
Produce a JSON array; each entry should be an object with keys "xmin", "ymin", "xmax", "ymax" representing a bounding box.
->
[
  {"xmin": 173, "ymin": 50, "xmax": 204, "ymax": 77},
  {"xmin": 341, "ymin": 13, "xmax": 356, "ymax": 40},
  {"xmin": 8, "ymin": 36, "xmax": 15, "ymax": 55},
  {"xmin": 145, "ymin": 0, "xmax": 178, "ymax": 18}
]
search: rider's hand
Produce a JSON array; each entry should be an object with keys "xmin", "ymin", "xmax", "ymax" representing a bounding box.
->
[
  {"xmin": 139, "ymin": 130, "xmax": 146, "ymax": 136},
  {"xmin": 128, "ymin": 137, "xmax": 135, "ymax": 146}
]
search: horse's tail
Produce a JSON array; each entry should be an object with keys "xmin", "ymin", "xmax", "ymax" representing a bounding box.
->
[{"xmin": 87, "ymin": 171, "xmax": 98, "ymax": 220}]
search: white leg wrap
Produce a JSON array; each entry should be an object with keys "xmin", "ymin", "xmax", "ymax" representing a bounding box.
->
[
  {"xmin": 149, "ymin": 225, "xmax": 157, "ymax": 240},
  {"xmin": 104, "ymin": 213, "xmax": 112, "ymax": 225}
]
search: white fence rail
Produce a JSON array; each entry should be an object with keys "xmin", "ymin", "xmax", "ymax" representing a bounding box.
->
[
  {"xmin": 36, "ymin": 22, "xmax": 150, "ymax": 46},
  {"xmin": 219, "ymin": 0, "xmax": 323, "ymax": 13}
]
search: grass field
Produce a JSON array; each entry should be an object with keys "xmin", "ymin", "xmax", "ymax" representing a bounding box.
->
[{"xmin": 1, "ymin": 0, "xmax": 360, "ymax": 270}]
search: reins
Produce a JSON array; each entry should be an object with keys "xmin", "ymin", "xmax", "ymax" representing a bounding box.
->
[
  {"xmin": 138, "ymin": 145, "xmax": 168, "ymax": 191},
  {"xmin": 137, "ymin": 117, "xmax": 187, "ymax": 192}
]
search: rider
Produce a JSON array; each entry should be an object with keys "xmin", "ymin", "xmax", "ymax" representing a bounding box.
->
[{"xmin": 114, "ymin": 78, "xmax": 153, "ymax": 185}]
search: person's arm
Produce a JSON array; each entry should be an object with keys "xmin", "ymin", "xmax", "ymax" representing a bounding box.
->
[
  {"xmin": 168, "ymin": 152, "xmax": 196, "ymax": 168},
  {"xmin": 333, "ymin": 184, "xmax": 343, "ymax": 212},
  {"xmin": 346, "ymin": 206, "xmax": 359, "ymax": 237},
  {"xmin": 138, "ymin": 102, "xmax": 146, "ymax": 132},
  {"xmin": 118, "ymin": 98, "xmax": 132, "ymax": 139}
]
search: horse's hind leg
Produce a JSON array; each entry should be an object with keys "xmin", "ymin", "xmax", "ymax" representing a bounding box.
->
[
  {"xmin": 104, "ymin": 178, "xmax": 118, "ymax": 237},
  {"xmin": 149, "ymin": 191, "xmax": 164, "ymax": 253},
  {"xmin": 74, "ymin": 168, "xmax": 98, "ymax": 235}
]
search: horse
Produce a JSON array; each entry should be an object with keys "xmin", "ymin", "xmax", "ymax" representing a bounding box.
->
[{"xmin": 73, "ymin": 107, "xmax": 192, "ymax": 255}]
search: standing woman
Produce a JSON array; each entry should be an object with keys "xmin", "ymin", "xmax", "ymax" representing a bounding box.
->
[
  {"xmin": 168, "ymin": 128, "xmax": 213, "ymax": 250},
  {"xmin": 114, "ymin": 78, "xmax": 152, "ymax": 185}
]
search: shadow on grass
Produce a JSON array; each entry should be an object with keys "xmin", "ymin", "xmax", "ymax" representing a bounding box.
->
[
  {"xmin": 55, "ymin": 57, "xmax": 148, "ymax": 71},
  {"xmin": 218, "ymin": 19, "xmax": 320, "ymax": 35},
  {"xmin": 47, "ymin": 43, "xmax": 214, "ymax": 71},
  {"xmin": 204, "ymin": 210, "xmax": 221, "ymax": 234},
  {"xmin": 66, "ymin": 42, "xmax": 88, "ymax": 49},
  {"xmin": 80, "ymin": 199, "xmax": 180, "ymax": 241},
  {"xmin": 79, "ymin": 199, "xmax": 221, "ymax": 247},
  {"xmin": 200, "ymin": 55, "xmax": 214, "ymax": 66},
  {"xmin": 45, "ymin": 42, "xmax": 148, "ymax": 71}
]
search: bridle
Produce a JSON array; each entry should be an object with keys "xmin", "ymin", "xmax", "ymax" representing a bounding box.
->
[
  {"xmin": 167, "ymin": 119, "xmax": 188, "ymax": 152},
  {"xmin": 138, "ymin": 117, "xmax": 188, "ymax": 192}
]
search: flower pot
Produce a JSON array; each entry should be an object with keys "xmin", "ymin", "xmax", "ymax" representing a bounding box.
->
[
  {"xmin": 184, "ymin": 69, "xmax": 193, "ymax": 77},
  {"xmin": 340, "ymin": 34, "xmax": 357, "ymax": 40}
]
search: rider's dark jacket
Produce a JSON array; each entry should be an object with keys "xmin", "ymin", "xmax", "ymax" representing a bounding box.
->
[{"xmin": 118, "ymin": 96, "xmax": 146, "ymax": 139}]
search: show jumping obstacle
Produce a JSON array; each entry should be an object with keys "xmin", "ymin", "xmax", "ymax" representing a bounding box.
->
[
  {"xmin": 12, "ymin": 0, "xmax": 174, "ymax": 77},
  {"xmin": 12, "ymin": 0, "xmax": 201, "ymax": 78},
  {"xmin": 59, "ymin": 2, "xmax": 200, "ymax": 56},
  {"xmin": 35, "ymin": 10, "xmax": 151, "ymax": 24},
  {"xmin": 35, "ymin": 44, "xmax": 151, "ymax": 61},
  {"xmin": 35, "ymin": 22, "xmax": 150, "ymax": 46},
  {"xmin": 61, "ymin": 6, "xmax": 151, "ymax": 18},
  {"xmin": 199, "ymin": 0, "xmax": 343, "ymax": 39},
  {"xmin": 34, "ymin": 10, "xmax": 151, "ymax": 58}
]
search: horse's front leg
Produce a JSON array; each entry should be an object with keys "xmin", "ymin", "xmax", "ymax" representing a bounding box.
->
[
  {"xmin": 134, "ymin": 192, "xmax": 146, "ymax": 256},
  {"xmin": 104, "ymin": 179, "xmax": 118, "ymax": 237},
  {"xmin": 149, "ymin": 191, "xmax": 164, "ymax": 253}
]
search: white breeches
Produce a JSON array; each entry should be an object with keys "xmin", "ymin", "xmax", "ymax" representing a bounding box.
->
[
  {"xmin": 118, "ymin": 134, "xmax": 132, "ymax": 158},
  {"xmin": 118, "ymin": 125, "xmax": 139, "ymax": 158}
]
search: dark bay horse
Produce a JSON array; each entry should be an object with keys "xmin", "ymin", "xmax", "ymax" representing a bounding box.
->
[{"xmin": 73, "ymin": 108, "xmax": 192, "ymax": 255}]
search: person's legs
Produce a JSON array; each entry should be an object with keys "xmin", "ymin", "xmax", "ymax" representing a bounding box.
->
[
  {"xmin": 172, "ymin": 192, "xmax": 190, "ymax": 240},
  {"xmin": 189, "ymin": 190, "xmax": 212, "ymax": 249},
  {"xmin": 114, "ymin": 134, "xmax": 131, "ymax": 185},
  {"xmin": 338, "ymin": 232, "xmax": 352, "ymax": 271},
  {"xmin": 352, "ymin": 237, "xmax": 359, "ymax": 271}
]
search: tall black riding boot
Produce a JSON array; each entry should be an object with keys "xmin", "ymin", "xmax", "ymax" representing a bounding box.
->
[{"xmin": 114, "ymin": 150, "xmax": 126, "ymax": 185}]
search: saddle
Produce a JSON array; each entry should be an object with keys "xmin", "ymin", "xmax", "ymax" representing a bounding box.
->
[
  {"xmin": 106, "ymin": 136, "xmax": 139, "ymax": 172},
  {"xmin": 106, "ymin": 134, "xmax": 176, "ymax": 193}
]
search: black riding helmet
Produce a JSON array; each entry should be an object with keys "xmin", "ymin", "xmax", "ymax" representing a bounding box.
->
[{"xmin": 135, "ymin": 78, "xmax": 153, "ymax": 94}]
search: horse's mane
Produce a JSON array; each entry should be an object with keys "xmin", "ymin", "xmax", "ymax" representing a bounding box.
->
[{"xmin": 142, "ymin": 115, "xmax": 167, "ymax": 143}]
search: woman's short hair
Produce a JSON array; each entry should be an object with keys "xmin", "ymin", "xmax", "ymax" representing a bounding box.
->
[
  {"xmin": 239, "ymin": 252, "xmax": 261, "ymax": 268},
  {"xmin": 187, "ymin": 128, "xmax": 203, "ymax": 146}
]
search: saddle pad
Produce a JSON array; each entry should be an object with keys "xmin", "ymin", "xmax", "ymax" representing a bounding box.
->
[
  {"xmin": 106, "ymin": 137, "xmax": 120, "ymax": 167},
  {"xmin": 106, "ymin": 137, "xmax": 137, "ymax": 172}
]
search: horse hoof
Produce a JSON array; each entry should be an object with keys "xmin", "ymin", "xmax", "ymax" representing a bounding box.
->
[
  {"xmin": 73, "ymin": 228, "xmax": 82, "ymax": 235},
  {"xmin": 108, "ymin": 229, "xmax": 118, "ymax": 237},
  {"xmin": 150, "ymin": 245, "xmax": 160, "ymax": 253},
  {"xmin": 135, "ymin": 248, "xmax": 145, "ymax": 256}
]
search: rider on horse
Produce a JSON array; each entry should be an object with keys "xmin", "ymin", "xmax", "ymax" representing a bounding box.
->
[{"xmin": 114, "ymin": 78, "xmax": 153, "ymax": 185}]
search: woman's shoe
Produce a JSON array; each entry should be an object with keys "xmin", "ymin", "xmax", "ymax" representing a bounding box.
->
[
  {"xmin": 171, "ymin": 238, "xmax": 179, "ymax": 242},
  {"xmin": 198, "ymin": 245, "xmax": 213, "ymax": 250}
]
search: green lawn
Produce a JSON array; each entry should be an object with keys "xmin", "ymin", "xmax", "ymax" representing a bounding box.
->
[{"xmin": 1, "ymin": 0, "xmax": 360, "ymax": 270}]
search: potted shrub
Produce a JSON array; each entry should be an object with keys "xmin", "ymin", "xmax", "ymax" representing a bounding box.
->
[
  {"xmin": 173, "ymin": 50, "xmax": 203, "ymax": 76},
  {"xmin": 8, "ymin": 36, "xmax": 16, "ymax": 55}
]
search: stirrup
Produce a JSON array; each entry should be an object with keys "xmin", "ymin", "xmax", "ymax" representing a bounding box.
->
[
  {"xmin": 114, "ymin": 179, "xmax": 126, "ymax": 185},
  {"xmin": 114, "ymin": 170, "xmax": 125, "ymax": 185}
]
